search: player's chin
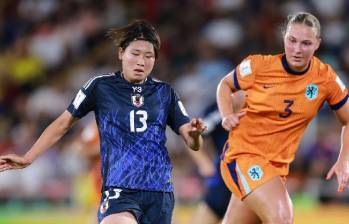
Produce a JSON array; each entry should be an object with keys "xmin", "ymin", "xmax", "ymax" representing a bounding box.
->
[
  {"xmin": 290, "ymin": 60, "xmax": 307, "ymax": 69},
  {"xmin": 131, "ymin": 74, "xmax": 147, "ymax": 83}
]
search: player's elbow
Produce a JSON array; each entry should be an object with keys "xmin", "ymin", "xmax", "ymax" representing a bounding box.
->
[
  {"xmin": 217, "ymin": 78, "xmax": 234, "ymax": 97},
  {"xmin": 51, "ymin": 112, "xmax": 75, "ymax": 135}
]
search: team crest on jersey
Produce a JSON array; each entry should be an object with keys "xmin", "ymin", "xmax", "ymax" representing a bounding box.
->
[
  {"xmin": 305, "ymin": 84, "xmax": 318, "ymax": 100},
  {"xmin": 131, "ymin": 94, "xmax": 144, "ymax": 107},
  {"xmin": 248, "ymin": 165, "xmax": 263, "ymax": 181}
]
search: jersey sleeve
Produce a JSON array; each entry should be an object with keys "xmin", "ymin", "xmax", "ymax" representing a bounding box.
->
[
  {"xmin": 167, "ymin": 88, "xmax": 190, "ymax": 134},
  {"xmin": 232, "ymin": 55, "xmax": 263, "ymax": 90},
  {"xmin": 325, "ymin": 66, "xmax": 349, "ymax": 110},
  {"xmin": 67, "ymin": 77, "xmax": 97, "ymax": 118}
]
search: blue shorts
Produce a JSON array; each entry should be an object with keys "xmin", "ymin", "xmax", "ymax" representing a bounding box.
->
[
  {"xmin": 97, "ymin": 187, "xmax": 174, "ymax": 224},
  {"xmin": 204, "ymin": 158, "xmax": 231, "ymax": 218}
]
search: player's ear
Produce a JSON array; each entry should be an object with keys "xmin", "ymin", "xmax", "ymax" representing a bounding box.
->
[
  {"xmin": 118, "ymin": 47, "xmax": 124, "ymax": 60},
  {"xmin": 315, "ymin": 38, "xmax": 321, "ymax": 51}
]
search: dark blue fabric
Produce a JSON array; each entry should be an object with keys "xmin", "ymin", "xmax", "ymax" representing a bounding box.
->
[
  {"xmin": 233, "ymin": 69, "xmax": 241, "ymax": 90},
  {"xmin": 67, "ymin": 72, "xmax": 190, "ymax": 192},
  {"xmin": 281, "ymin": 54, "xmax": 310, "ymax": 75},
  {"xmin": 204, "ymin": 173, "xmax": 231, "ymax": 218},
  {"xmin": 330, "ymin": 94, "xmax": 348, "ymax": 110},
  {"xmin": 227, "ymin": 160, "xmax": 241, "ymax": 193},
  {"xmin": 97, "ymin": 188, "xmax": 174, "ymax": 224},
  {"xmin": 202, "ymin": 103, "xmax": 230, "ymax": 217}
]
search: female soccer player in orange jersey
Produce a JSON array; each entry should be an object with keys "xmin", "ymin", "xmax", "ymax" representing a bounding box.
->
[{"xmin": 217, "ymin": 12, "xmax": 349, "ymax": 224}]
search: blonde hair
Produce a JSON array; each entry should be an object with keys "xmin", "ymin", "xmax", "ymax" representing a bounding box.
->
[{"xmin": 283, "ymin": 12, "xmax": 321, "ymax": 38}]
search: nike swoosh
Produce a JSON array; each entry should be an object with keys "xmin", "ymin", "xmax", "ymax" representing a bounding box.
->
[{"xmin": 263, "ymin": 85, "xmax": 274, "ymax": 89}]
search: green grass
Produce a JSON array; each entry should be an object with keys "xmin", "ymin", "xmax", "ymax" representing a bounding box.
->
[
  {"xmin": 2, "ymin": 204, "xmax": 349, "ymax": 224},
  {"xmin": 0, "ymin": 207, "xmax": 91, "ymax": 224}
]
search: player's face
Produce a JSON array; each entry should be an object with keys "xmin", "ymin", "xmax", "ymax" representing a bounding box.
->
[
  {"xmin": 284, "ymin": 23, "xmax": 320, "ymax": 72},
  {"xmin": 119, "ymin": 40, "xmax": 156, "ymax": 83}
]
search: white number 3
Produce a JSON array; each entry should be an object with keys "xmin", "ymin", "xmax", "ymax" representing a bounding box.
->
[{"xmin": 130, "ymin": 110, "xmax": 148, "ymax": 132}]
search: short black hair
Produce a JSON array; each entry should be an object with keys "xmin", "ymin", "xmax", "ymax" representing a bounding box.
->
[{"xmin": 107, "ymin": 20, "xmax": 161, "ymax": 58}]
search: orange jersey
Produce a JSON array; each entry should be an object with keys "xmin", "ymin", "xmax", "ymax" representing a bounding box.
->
[
  {"xmin": 81, "ymin": 122, "xmax": 102, "ymax": 199},
  {"xmin": 223, "ymin": 54, "xmax": 348, "ymax": 171}
]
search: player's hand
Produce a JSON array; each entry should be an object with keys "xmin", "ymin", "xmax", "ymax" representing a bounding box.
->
[
  {"xmin": 326, "ymin": 159, "xmax": 349, "ymax": 193},
  {"xmin": 221, "ymin": 112, "xmax": 246, "ymax": 131},
  {"xmin": 188, "ymin": 118, "xmax": 207, "ymax": 139},
  {"xmin": 0, "ymin": 154, "xmax": 31, "ymax": 172}
]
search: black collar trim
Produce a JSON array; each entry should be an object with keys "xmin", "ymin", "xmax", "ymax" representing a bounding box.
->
[{"xmin": 281, "ymin": 55, "xmax": 310, "ymax": 76}]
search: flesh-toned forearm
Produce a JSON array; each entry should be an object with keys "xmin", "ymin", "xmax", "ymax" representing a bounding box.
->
[
  {"xmin": 338, "ymin": 125, "xmax": 349, "ymax": 163},
  {"xmin": 217, "ymin": 79, "xmax": 234, "ymax": 117}
]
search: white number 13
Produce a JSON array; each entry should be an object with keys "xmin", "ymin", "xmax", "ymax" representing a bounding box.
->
[{"xmin": 130, "ymin": 110, "xmax": 148, "ymax": 132}]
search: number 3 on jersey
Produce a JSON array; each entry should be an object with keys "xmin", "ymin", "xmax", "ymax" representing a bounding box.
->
[
  {"xmin": 130, "ymin": 110, "xmax": 148, "ymax": 132},
  {"xmin": 279, "ymin": 99, "xmax": 294, "ymax": 118}
]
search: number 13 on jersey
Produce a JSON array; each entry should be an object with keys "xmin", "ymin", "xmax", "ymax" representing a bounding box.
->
[{"xmin": 130, "ymin": 110, "xmax": 148, "ymax": 132}]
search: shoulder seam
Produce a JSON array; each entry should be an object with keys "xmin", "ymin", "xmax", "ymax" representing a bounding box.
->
[
  {"xmin": 152, "ymin": 77, "xmax": 164, "ymax": 83},
  {"xmin": 83, "ymin": 73, "xmax": 115, "ymax": 89}
]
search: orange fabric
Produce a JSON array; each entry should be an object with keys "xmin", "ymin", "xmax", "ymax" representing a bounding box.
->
[
  {"xmin": 220, "ymin": 155, "xmax": 287, "ymax": 200},
  {"xmin": 223, "ymin": 54, "xmax": 348, "ymax": 172},
  {"xmin": 81, "ymin": 122, "xmax": 102, "ymax": 201},
  {"xmin": 91, "ymin": 158, "xmax": 101, "ymax": 202}
]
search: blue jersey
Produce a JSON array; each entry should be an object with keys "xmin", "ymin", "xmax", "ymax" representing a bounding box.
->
[
  {"xmin": 202, "ymin": 103, "xmax": 229, "ymax": 188},
  {"xmin": 203, "ymin": 103, "xmax": 228, "ymax": 155},
  {"xmin": 67, "ymin": 72, "xmax": 190, "ymax": 192}
]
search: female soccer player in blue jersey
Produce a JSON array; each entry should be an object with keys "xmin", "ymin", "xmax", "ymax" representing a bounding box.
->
[{"xmin": 0, "ymin": 20, "xmax": 207, "ymax": 224}]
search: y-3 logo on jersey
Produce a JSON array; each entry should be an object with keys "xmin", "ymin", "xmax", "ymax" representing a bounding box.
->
[
  {"xmin": 132, "ymin": 86, "xmax": 142, "ymax": 93},
  {"xmin": 305, "ymin": 84, "xmax": 318, "ymax": 100}
]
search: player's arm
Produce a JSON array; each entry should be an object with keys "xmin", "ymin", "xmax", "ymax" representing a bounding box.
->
[
  {"xmin": 187, "ymin": 142, "xmax": 215, "ymax": 176},
  {"xmin": 0, "ymin": 110, "xmax": 77, "ymax": 171},
  {"xmin": 326, "ymin": 101, "xmax": 349, "ymax": 192},
  {"xmin": 179, "ymin": 118, "xmax": 207, "ymax": 151},
  {"xmin": 217, "ymin": 72, "xmax": 246, "ymax": 131}
]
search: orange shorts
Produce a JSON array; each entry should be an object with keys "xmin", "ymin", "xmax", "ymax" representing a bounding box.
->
[{"xmin": 220, "ymin": 155, "xmax": 288, "ymax": 200}]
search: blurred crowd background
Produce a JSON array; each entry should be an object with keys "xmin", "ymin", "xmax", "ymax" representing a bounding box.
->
[{"xmin": 1, "ymin": 0, "xmax": 349, "ymax": 222}]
